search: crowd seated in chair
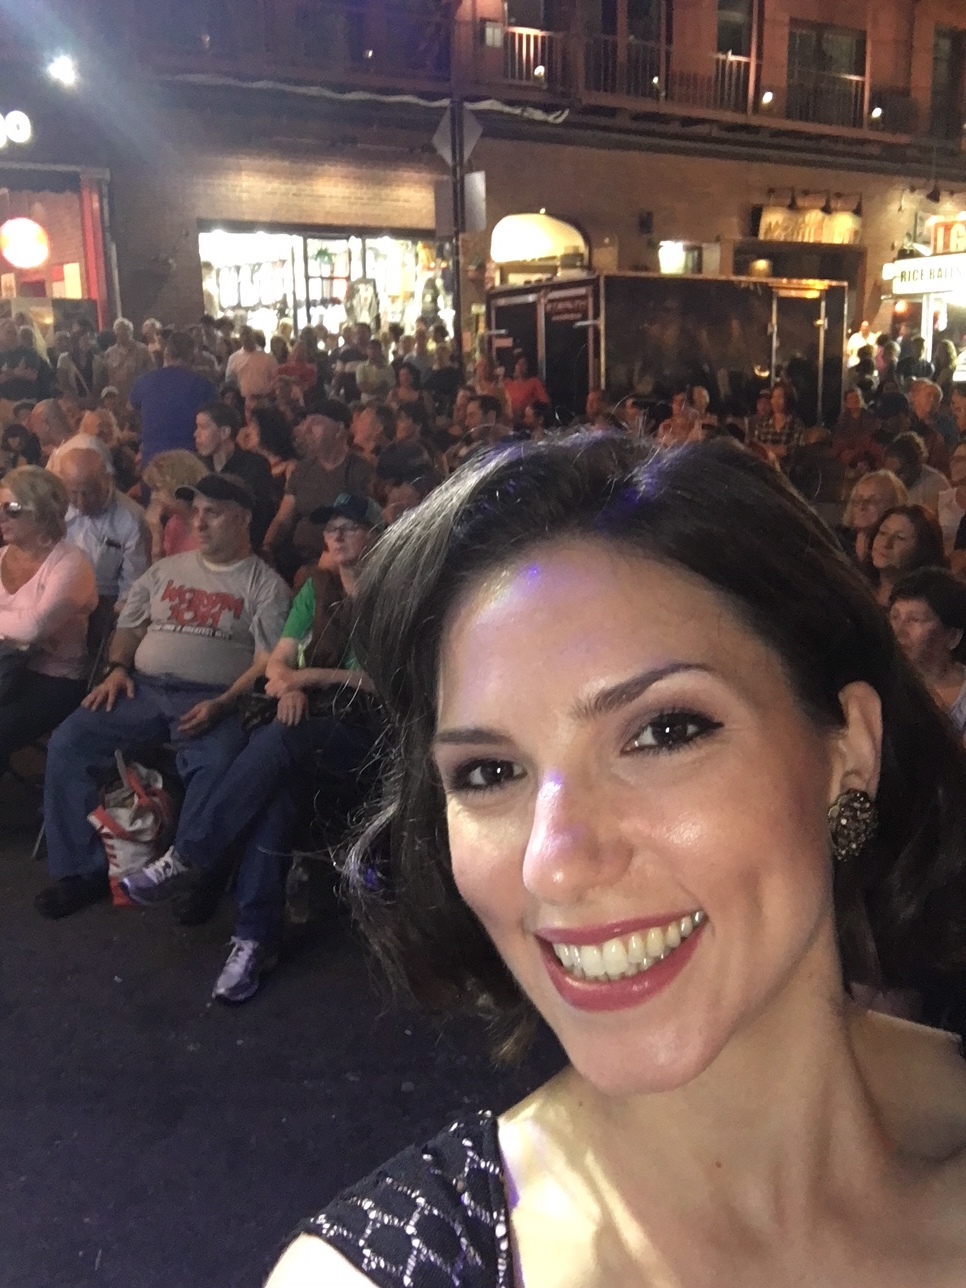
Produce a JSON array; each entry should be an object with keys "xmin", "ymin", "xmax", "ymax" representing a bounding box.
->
[{"xmin": 34, "ymin": 473, "xmax": 292, "ymax": 1004}]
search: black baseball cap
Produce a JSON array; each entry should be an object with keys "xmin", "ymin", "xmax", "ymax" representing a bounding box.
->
[
  {"xmin": 175, "ymin": 472, "xmax": 255, "ymax": 513},
  {"xmin": 309, "ymin": 492, "xmax": 385, "ymax": 531}
]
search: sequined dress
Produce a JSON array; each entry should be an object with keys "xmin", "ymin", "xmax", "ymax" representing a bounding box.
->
[{"xmin": 301, "ymin": 1111, "xmax": 515, "ymax": 1286}]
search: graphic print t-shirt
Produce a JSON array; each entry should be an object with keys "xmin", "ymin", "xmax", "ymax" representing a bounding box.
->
[{"xmin": 118, "ymin": 551, "xmax": 291, "ymax": 687}]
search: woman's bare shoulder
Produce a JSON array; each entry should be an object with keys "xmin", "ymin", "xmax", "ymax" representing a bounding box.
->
[
  {"xmin": 854, "ymin": 1010, "xmax": 966, "ymax": 1162},
  {"xmin": 265, "ymin": 1235, "xmax": 378, "ymax": 1288}
]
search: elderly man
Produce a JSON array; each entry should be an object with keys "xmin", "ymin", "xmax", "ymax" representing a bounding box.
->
[
  {"xmin": 103, "ymin": 318, "xmax": 154, "ymax": 407},
  {"xmin": 35, "ymin": 473, "xmax": 292, "ymax": 999},
  {"xmin": 61, "ymin": 449, "xmax": 148, "ymax": 616},
  {"xmin": 908, "ymin": 378, "xmax": 957, "ymax": 464},
  {"xmin": 262, "ymin": 398, "xmax": 373, "ymax": 569},
  {"xmin": 28, "ymin": 398, "xmax": 73, "ymax": 462}
]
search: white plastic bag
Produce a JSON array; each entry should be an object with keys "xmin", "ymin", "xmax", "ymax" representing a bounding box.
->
[{"xmin": 87, "ymin": 751, "xmax": 174, "ymax": 904}]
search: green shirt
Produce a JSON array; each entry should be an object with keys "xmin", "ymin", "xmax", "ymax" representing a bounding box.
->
[{"xmin": 280, "ymin": 578, "xmax": 359, "ymax": 671}]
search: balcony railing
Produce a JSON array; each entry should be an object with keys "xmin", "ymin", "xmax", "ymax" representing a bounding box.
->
[
  {"xmin": 101, "ymin": 2, "xmax": 911, "ymax": 137},
  {"xmin": 501, "ymin": 27, "xmax": 568, "ymax": 90},
  {"xmin": 584, "ymin": 38, "xmax": 751, "ymax": 114},
  {"xmin": 785, "ymin": 67, "xmax": 866, "ymax": 130}
]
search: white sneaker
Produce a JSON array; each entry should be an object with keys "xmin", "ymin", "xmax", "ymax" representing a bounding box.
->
[
  {"xmin": 120, "ymin": 848, "xmax": 194, "ymax": 906},
  {"xmin": 212, "ymin": 937, "xmax": 277, "ymax": 1005}
]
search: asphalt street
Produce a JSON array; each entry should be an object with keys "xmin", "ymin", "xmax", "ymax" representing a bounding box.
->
[{"xmin": 0, "ymin": 772, "xmax": 561, "ymax": 1288}]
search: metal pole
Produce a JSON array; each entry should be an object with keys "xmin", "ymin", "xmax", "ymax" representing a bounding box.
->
[
  {"xmin": 817, "ymin": 292, "xmax": 827, "ymax": 425},
  {"xmin": 449, "ymin": 95, "xmax": 465, "ymax": 380}
]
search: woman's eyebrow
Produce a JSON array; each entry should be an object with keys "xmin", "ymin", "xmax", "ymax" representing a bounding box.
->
[
  {"xmin": 433, "ymin": 727, "xmax": 507, "ymax": 748},
  {"xmin": 570, "ymin": 662, "xmax": 715, "ymax": 721},
  {"xmin": 434, "ymin": 663, "xmax": 715, "ymax": 747}
]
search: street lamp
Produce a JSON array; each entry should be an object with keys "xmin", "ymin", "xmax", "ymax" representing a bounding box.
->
[{"xmin": 47, "ymin": 55, "xmax": 77, "ymax": 87}]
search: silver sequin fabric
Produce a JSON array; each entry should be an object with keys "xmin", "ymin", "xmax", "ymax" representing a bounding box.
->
[{"xmin": 302, "ymin": 1111, "xmax": 514, "ymax": 1287}]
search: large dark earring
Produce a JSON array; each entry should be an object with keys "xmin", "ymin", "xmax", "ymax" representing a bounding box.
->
[{"xmin": 828, "ymin": 789, "xmax": 877, "ymax": 862}]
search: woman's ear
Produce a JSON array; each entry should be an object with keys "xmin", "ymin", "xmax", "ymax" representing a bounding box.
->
[{"xmin": 830, "ymin": 681, "xmax": 882, "ymax": 801}]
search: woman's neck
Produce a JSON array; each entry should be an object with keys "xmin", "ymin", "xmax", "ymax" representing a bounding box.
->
[
  {"xmin": 920, "ymin": 653, "xmax": 964, "ymax": 691},
  {"xmin": 561, "ymin": 942, "xmax": 896, "ymax": 1240},
  {"xmin": 211, "ymin": 442, "xmax": 232, "ymax": 471},
  {"xmin": 11, "ymin": 534, "xmax": 56, "ymax": 563}
]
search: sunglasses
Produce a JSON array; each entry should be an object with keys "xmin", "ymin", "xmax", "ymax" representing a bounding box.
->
[{"xmin": 0, "ymin": 500, "xmax": 28, "ymax": 518}]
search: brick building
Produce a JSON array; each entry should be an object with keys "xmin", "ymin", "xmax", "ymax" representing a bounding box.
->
[{"xmin": 0, "ymin": 0, "xmax": 964, "ymax": 339}]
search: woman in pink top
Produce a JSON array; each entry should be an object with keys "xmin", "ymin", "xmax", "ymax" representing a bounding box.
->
[{"xmin": 0, "ymin": 467, "xmax": 97, "ymax": 776}]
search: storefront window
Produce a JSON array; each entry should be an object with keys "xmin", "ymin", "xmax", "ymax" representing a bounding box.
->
[{"xmin": 199, "ymin": 226, "xmax": 453, "ymax": 339}]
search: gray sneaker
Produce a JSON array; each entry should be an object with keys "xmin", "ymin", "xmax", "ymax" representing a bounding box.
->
[
  {"xmin": 212, "ymin": 938, "xmax": 278, "ymax": 1005},
  {"xmin": 120, "ymin": 848, "xmax": 195, "ymax": 906}
]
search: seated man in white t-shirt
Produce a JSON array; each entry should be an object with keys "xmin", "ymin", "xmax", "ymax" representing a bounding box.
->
[{"xmin": 36, "ymin": 473, "xmax": 292, "ymax": 1000}]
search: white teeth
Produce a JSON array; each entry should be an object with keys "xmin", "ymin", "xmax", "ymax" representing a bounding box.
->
[
  {"xmin": 602, "ymin": 938, "xmax": 629, "ymax": 979},
  {"xmin": 549, "ymin": 911, "xmax": 705, "ymax": 983}
]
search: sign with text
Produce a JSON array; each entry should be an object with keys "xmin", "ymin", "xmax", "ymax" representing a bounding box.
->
[
  {"xmin": 889, "ymin": 252, "xmax": 966, "ymax": 295},
  {"xmin": 757, "ymin": 205, "xmax": 861, "ymax": 246},
  {"xmin": 930, "ymin": 218, "xmax": 966, "ymax": 255}
]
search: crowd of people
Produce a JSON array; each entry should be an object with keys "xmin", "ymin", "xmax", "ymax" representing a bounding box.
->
[{"xmin": 2, "ymin": 306, "xmax": 966, "ymax": 1008}]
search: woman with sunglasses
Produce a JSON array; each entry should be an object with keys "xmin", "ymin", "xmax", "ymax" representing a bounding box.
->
[{"xmin": 0, "ymin": 466, "xmax": 97, "ymax": 782}]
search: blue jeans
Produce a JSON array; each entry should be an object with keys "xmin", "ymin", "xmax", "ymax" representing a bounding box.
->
[
  {"xmin": 44, "ymin": 672, "xmax": 247, "ymax": 880},
  {"xmin": 175, "ymin": 714, "xmax": 377, "ymax": 939}
]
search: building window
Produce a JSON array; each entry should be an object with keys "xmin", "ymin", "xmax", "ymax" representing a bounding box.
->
[
  {"xmin": 787, "ymin": 22, "xmax": 865, "ymax": 129},
  {"xmin": 931, "ymin": 27, "xmax": 966, "ymax": 142},
  {"xmin": 717, "ymin": 0, "xmax": 750, "ymax": 58}
]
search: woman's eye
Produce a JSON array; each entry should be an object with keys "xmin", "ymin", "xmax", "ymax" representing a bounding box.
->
[
  {"xmin": 451, "ymin": 759, "xmax": 525, "ymax": 793},
  {"xmin": 625, "ymin": 711, "xmax": 722, "ymax": 754}
]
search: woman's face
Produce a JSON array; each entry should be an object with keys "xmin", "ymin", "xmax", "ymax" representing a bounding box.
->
[
  {"xmin": 0, "ymin": 486, "xmax": 44, "ymax": 548},
  {"xmin": 434, "ymin": 542, "xmax": 877, "ymax": 1097},
  {"xmin": 514, "ymin": 357, "xmax": 527, "ymax": 380},
  {"xmin": 889, "ymin": 597, "xmax": 959, "ymax": 671},
  {"xmin": 844, "ymin": 390, "xmax": 861, "ymax": 416},
  {"xmin": 398, "ymin": 366, "xmax": 413, "ymax": 389},
  {"xmin": 871, "ymin": 514, "xmax": 918, "ymax": 573},
  {"xmin": 849, "ymin": 482, "xmax": 890, "ymax": 534},
  {"xmin": 770, "ymin": 387, "xmax": 786, "ymax": 414}
]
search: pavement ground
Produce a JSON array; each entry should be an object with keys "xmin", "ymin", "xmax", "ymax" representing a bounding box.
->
[{"xmin": 0, "ymin": 772, "xmax": 561, "ymax": 1288}]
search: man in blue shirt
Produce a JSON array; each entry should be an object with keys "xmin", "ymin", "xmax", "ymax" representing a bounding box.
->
[{"xmin": 130, "ymin": 331, "xmax": 218, "ymax": 464}]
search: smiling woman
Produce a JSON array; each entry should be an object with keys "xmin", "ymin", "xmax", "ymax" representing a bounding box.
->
[{"xmin": 268, "ymin": 436, "xmax": 966, "ymax": 1288}]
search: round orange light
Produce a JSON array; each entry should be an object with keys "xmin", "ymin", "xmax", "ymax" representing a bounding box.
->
[{"xmin": 0, "ymin": 217, "xmax": 50, "ymax": 270}]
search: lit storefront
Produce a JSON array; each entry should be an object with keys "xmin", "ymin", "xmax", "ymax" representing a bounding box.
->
[
  {"xmin": 0, "ymin": 101, "xmax": 114, "ymax": 334},
  {"xmin": 882, "ymin": 215, "xmax": 966, "ymax": 357},
  {"xmin": 198, "ymin": 224, "xmax": 454, "ymax": 338}
]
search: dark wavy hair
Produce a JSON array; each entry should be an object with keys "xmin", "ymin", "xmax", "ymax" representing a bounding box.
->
[{"xmin": 344, "ymin": 434, "xmax": 966, "ymax": 1054}]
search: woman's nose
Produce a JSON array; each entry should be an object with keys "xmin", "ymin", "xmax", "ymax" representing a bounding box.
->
[{"xmin": 522, "ymin": 774, "xmax": 632, "ymax": 904}]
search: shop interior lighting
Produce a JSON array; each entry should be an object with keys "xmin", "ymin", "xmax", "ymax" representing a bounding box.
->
[
  {"xmin": 760, "ymin": 90, "xmax": 774, "ymax": 106},
  {"xmin": 927, "ymin": 183, "xmax": 943, "ymax": 204},
  {"xmin": 47, "ymin": 55, "xmax": 77, "ymax": 87},
  {"xmin": 869, "ymin": 105, "xmax": 883, "ymax": 121},
  {"xmin": 533, "ymin": 64, "xmax": 546, "ymax": 79},
  {"xmin": 853, "ymin": 194, "xmax": 863, "ymax": 217},
  {"xmin": 821, "ymin": 191, "xmax": 834, "ymax": 216},
  {"xmin": 786, "ymin": 188, "xmax": 799, "ymax": 211}
]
